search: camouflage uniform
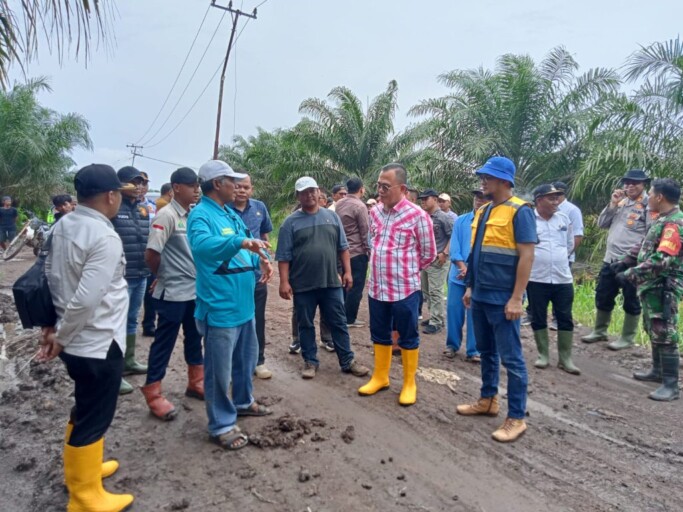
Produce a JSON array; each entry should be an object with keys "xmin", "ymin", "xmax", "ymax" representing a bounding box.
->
[
  {"xmin": 622, "ymin": 206, "xmax": 683, "ymax": 401},
  {"xmin": 623, "ymin": 207, "xmax": 683, "ymax": 347}
]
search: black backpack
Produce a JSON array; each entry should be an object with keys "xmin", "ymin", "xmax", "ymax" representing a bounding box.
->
[{"xmin": 12, "ymin": 235, "xmax": 57, "ymax": 328}]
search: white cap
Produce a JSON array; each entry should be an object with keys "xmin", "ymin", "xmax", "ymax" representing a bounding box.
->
[
  {"xmin": 295, "ymin": 176, "xmax": 318, "ymax": 192},
  {"xmin": 198, "ymin": 160, "xmax": 247, "ymax": 181},
  {"xmin": 366, "ymin": 198, "xmax": 377, "ymax": 206},
  {"xmin": 438, "ymin": 193, "xmax": 451, "ymax": 201}
]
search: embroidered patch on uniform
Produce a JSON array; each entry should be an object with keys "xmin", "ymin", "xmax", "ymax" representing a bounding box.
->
[
  {"xmin": 177, "ymin": 221, "xmax": 186, "ymax": 229},
  {"xmin": 222, "ymin": 227, "xmax": 235, "ymax": 235},
  {"xmin": 152, "ymin": 224, "xmax": 165, "ymax": 231},
  {"xmin": 139, "ymin": 207, "xmax": 148, "ymax": 218},
  {"xmin": 634, "ymin": 203, "xmax": 643, "ymax": 210},
  {"xmin": 627, "ymin": 220, "xmax": 634, "ymax": 226},
  {"xmin": 658, "ymin": 224, "xmax": 681, "ymax": 256}
]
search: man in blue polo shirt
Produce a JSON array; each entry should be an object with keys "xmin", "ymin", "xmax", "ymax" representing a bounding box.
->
[
  {"xmin": 228, "ymin": 173, "xmax": 274, "ymax": 380},
  {"xmin": 187, "ymin": 160, "xmax": 274, "ymax": 450}
]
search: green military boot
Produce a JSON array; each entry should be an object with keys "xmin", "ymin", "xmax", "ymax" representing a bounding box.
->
[
  {"xmin": 119, "ymin": 378, "xmax": 134, "ymax": 395},
  {"xmin": 123, "ymin": 334, "xmax": 147, "ymax": 375},
  {"xmin": 581, "ymin": 310, "xmax": 611, "ymax": 344},
  {"xmin": 533, "ymin": 329, "xmax": 550, "ymax": 369},
  {"xmin": 607, "ymin": 313, "xmax": 639, "ymax": 351},
  {"xmin": 649, "ymin": 346, "xmax": 680, "ymax": 401},
  {"xmin": 557, "ymin": 330, "xmax": 581, "ymax": 375},
  {"xmin": 633, "ymin": 345, "xmax": 662, "ymax": 382}
]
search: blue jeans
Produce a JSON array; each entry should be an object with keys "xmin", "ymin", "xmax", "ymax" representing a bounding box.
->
[
  {"xmin": 197, "ymin": 318, "xmax": 257, "ymax": 436},
  {"xmin": 471, "ymin": 300, "xmax": 528, "ymax": 419},
  {"xmin": 126, "ymin": 277, "xmax": 147, "ymax": 336},
  {"xmin": 146, "ymin": 299, "xmax": 203, "ymax": 385},
  {"xmin": 446, "ymin": 282, "xmax": 479, "ymax": 357},
  {"xmin": 293, "ymin": 287, "xmax": 354, "ymax": 370},
  {"xmin": 368, "ymin": 291, "xmax": 420, "ymax": 350}
]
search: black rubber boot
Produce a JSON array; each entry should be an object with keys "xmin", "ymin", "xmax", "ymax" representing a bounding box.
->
[
  {"xmin": 633, "ymin": 345, "xmax": 662, "ymax": 383},
  {"xmin": 649, "ymin": 346, "xmax": 680, "ymax": 402}
]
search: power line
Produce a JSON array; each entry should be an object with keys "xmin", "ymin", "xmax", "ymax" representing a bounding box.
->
[
  {"xmin": 126, "ymin": 143, "xmax": 144, "ymax": 166},
  {"xmin": 136, "ymin": 154, "xmax": 196, "ymax": 169},
  {"xmin": 141, "ymin": 9, "xmax": 228, "ymax": 147},
  {"xmin": 134, "ymin": 5, "xmax": 211, "ymax": 145}
]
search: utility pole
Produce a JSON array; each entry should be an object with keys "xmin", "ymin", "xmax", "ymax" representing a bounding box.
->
[
  {"xmin": 210, "ymin": 0, "xmax": 257, "ymax": 159},
  {"xmin": 126, "ymin": 144, "xmax": 144, "ymax": 166}
]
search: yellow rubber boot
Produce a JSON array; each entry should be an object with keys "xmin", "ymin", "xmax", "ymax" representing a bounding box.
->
[
  {"xmin": 358, "ymin": 344, "xmax": 392, "ymax": 396},
  {"xmin": 399, "ymin": 348, "xmax": 419, "ymax": 406},
  {"xmin": 64, "ymin": 438, "xmax": 134, "ymax": 512},
  {"xmin": 64, "ymin": 422, "xmax": 119, "ymax": 480}
]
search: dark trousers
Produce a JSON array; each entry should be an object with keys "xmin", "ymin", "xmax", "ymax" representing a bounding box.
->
[
  {"xmin": 344, "ymin": 254, "xmax": 369, "ymax": 323},
  {"xmin": 142, "ymin": 274, "xmax": 157, "ymax": 333},
  {"xmin": 254, "ymin": 282, "xmax": 268, "ymax": 365},
  {"xmin": 527, "ymin": 281, "xmax": 574, "ymax": 331},
  {"xmin": 368, "ymin": 291, "xmax": 420, "ymax": 350},
  {"xmin": 146, "ymin": 299, "xmax": 203, "ymax": 385},
  {"xmin": 596, "ymin": 262, "xmax": 641, "ymax": 315},
  {"xmin": 291, "ymin": 307, "xmax": 331, "ymax": 342},
  {"xmin": 293, "ymin": 287, "xmax": 354, "ymax": 369},
  {"xmin": 60, "ymin": 341, "xmax": 123, "ymax": 447}
]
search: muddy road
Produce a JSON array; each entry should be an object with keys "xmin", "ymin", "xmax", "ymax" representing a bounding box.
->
[{"xmin": 1, "ymin": 248, "xmax": 683, "ymax": 511}]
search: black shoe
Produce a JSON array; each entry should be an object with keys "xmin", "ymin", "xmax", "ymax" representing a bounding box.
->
[
  {"xmin": 321, "ymin": 340, "xmax": 335, "ymax": 352},
  {"xmin": 422, "ymin": 325, "xmax": 442, "ymax": 335},
  {"xmin": 288, "ymin": 341, "xmax": 301, "ymax": 354},
  {"xmin": 420, "ymin": 319, "xmax": 430, "ymax": 327},
  {"xmin": 142, "ymin": 329, "xmax": 156, "ymax": 337}
]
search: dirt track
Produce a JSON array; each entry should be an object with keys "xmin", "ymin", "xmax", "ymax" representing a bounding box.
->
[{"xmin": 1, "ymin": 248, "xmax": 683, "ymax": 512}]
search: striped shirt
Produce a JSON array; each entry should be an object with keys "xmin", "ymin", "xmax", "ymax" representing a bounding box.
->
[{"xmin": 368, "ymin": 197, "xmax": 436, "ymax": 302}]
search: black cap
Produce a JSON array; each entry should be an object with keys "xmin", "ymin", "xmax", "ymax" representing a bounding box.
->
[
  {"xmin": 139, "ymin": 171, "xmax": 150, "ymax": 182},
  {"xmin": 117, "ymin": 166, "xmax": 143, "ymax": 183},
  {"xmin": 170, "ymin": 167, "xmax": 198, "ymax": 185},
  {"xmin": 532, "ymin": 184, "xmax": 563, "ymax": 201},
  {"xmin": 417, "ymin": 188, "xmax": 439, "ymax": 199},
  {"xmin": 470, "ymin": 189, "xmax": 484, "ymax": 196},
  {"xmin": 75, "ymin": 164, "xmax": 135, "ymax": 198},
  {"xmin": 621, "ymin": 169, "xmax": 650, "ymax": 183},
  {"xmin": 552, "ymin": 181, "xmax": 568, "ymax": 193}
]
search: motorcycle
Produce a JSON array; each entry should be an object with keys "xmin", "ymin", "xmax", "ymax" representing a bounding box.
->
[{"xmin": 2, "ymin": 212, "xmax": 50, "ymax": 261}]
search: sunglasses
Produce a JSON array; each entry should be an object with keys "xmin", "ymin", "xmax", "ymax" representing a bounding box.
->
[{"xmin": 375, "ymin": 183, "xmax": 400, "ymax": 192}]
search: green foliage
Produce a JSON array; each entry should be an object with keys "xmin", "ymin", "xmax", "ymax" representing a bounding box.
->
[{"xmin": 0, "ymin": 77, "xmax": 91, "ymax": 210}]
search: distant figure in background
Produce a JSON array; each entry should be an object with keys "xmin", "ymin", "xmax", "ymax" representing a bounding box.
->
[
  {"xmin": 407, "ymin": 188, "xmax": 419, "ymax": 204},
  {"xmin": 156, "ymin": 183, "xmax": 174, "ymax": 211},
  {"xmin": 139, "ymin": 171, "xmax": 158, "ymax": 338},
  {"xmin": 438, "ymin": 193, "xmax": 458, "ymax": 222},
  {"xmin": 52, "ymin": 194, "xmax": 74, "ymax": 223},
  {"xmin": 328, "ymin": 184, "xmax": 348, "ymax": 212},
  {"xmin": 445, "ymin": 190, "xmax": 485, "ymax": 361},
  {"xmin": 139, "ymin": 171, "xmax": 157, "ymax": 219},
  {"xmin": 0, "ymin": 195, "xmax": 18, "ymax": 250}
]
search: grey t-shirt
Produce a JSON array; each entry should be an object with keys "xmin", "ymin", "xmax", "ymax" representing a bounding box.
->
[
  {"xmin": 597, "ymin": 194, "xmax": 652, "ymax": 263},
  {"xmin": 430, "ymin": 209, "xmax": 454, "ymax": 253},
  {"xmin": 276, "ymin": 208, "xmax": 349, "ymax": 293},
  {"xmin": 147, "ymin": 199, "xmax": 196, "ymax": 302}
]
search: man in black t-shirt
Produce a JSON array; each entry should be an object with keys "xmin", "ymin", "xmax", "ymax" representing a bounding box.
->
[
  {"xmin": 276, "ymin": 177, "xmax": 369, "ymax": 380},
  {"xmin": 0, "ymin": 196, "xmax": 18, "ymax": 250}
]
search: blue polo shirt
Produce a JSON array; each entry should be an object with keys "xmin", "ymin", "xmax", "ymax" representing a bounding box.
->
[
  {"xmin": 449, "ymin": 210, "xmax": 475, "ymax": 286},
  {"xmin": 228, "ymin": 198, "xmax": 273, "ymax": 280},
  {"xmin": 187, "ymin": 196, "xmax": 260, "ymax": 328}
]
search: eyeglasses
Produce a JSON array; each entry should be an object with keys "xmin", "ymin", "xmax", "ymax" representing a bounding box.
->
[{"xmin": 375, "ymin": 182, "xmax": 400, "ymax": 192}]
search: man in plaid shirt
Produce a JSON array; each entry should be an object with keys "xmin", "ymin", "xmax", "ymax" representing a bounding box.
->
[{"xmin": 359, "ymin": 163, "xmax": 436, "ymax": 406}]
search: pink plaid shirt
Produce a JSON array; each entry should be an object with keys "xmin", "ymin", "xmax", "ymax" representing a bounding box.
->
[{"xmin": 368, "ymin": 197, "xmax": 436, "ymax": 302}]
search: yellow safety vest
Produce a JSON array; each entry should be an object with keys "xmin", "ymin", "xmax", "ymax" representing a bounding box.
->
[{"xmin": 470, "ymin": 196, "xmax": 531, "ymax": 292}]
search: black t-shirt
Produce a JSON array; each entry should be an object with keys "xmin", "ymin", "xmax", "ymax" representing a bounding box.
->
[
  {"xmin": 275, "ymin": 208, "xmax": 349, "ymax": 293},
  {"xmin": 0, "ymin": 207, "xmax": 18, "ymax": 228}
]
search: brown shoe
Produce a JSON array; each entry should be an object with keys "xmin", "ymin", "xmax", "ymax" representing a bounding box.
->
[
  {"xmin": 346, "ymin": 359, "xmax": 370, "ymax": 377},
  {"xmin": 301, "ymin": 362, "xmax": 318, "ymax": 379},
  {"xmin": 492, "ymin": 418, "xmax": 527, "ymax": 442},
  {"xmin": 185, "ymin": 364, "xmax": 205, "ymax": 400},
  {"xmin": 141, "ymin": 381, "xmax": 177, "ymax": 421},
  {"xmin": 456, "ymin": 396, "xmax": 500, "ymax": 416}
]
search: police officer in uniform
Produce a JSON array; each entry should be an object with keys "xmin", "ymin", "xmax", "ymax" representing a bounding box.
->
[
  {"xmin": 582, "ymin": 169, "xmax": 654, "ymax": 350},
  {"xmin": 614, "ymin": 178, "xmax": 682, "ymax": 401}
]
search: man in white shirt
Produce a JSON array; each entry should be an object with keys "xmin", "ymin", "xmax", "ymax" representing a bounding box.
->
[
  {"xmin": 527, "ymin": 184, "xmax": 580, "ymax": 375},
  {"xmin": 41, "ymin": 164, "xmax": 134, "ymax": 511},
  {"xmin": 553, "ymin": 182, "xmax": 584, "ymax": 265}
]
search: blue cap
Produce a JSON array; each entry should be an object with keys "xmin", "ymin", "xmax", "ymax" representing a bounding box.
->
[{"xmin": 475, "ymin": 157, "xmax": 516, "ymax": 187}]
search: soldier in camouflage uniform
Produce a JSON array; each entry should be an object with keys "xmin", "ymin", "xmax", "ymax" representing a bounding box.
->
[{"xmin": 613, "ymin": 178, "xmax": 682, "ymax": 401}]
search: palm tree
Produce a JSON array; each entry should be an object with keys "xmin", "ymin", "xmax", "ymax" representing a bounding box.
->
[
  {"xmin": 0, "ymin": 77, "xmax": 92, "ymax": 209},
  {"xmin": 409, "ymin": 47, "xmax": 621, "ymax": 194},
  {"xmin": 0, "ymin": 1, "xmax": 112, "ymax": 88},
  {"xmin": 296, "ymin": 80, "xmax": 419, "ymax": 184}
]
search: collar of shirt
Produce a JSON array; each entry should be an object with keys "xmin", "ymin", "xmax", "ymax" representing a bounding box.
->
[
  {"xmin": 228, "ymin": 199, "xmax": 253, "ymax": 214},
  {"xmin": 381, "ymin": 196, "xmax": 410, "ymax": 215},
  {"xmin": 169, "ymin": 198, "xmax": 189, "ymax": 218},
  {"xmin": 73, "ymin": 204, "xmax": 115, "ymax": 228}
]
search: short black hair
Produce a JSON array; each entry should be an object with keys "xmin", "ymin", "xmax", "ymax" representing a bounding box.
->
[
  {"xmin": 160, "ymin": 183, "xmax": 173, "ymax": 195},
  {"xmin": 52, "ymin": 194, "xmax": 72, "ymax": 207},
  {"xmin": 651, "ymin": 178, "xmax": 681, "ymax": 204},
  {"xmin": 331, "ymin": 184, "xmax": 347, "ymax": 194},
  {"xmin": 346, "ymin": 177, "xmax": 363, "ymax": 194},
  {"xmin": 381, "ymin": 163, "xmax": 407, "ymax": 184}
]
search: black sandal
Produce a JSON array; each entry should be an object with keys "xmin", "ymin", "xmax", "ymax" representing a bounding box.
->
[
  {"xmin": 210, "ymin": 426, "xmax": 249, "ymax": 450},
  {"xmin": 237, "ymin": 402, "xmax": 273, "ymax": 417}
]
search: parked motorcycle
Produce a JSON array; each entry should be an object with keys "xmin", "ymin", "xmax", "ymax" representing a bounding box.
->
[{"xmin": 2, "ymin": 212, "xmax": 50, "ymax": 261}]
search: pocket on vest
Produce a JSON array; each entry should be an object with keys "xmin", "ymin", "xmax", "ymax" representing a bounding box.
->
[{"xmin": 478, "ymin": 252, "xmax": 516, "ymax": 290}]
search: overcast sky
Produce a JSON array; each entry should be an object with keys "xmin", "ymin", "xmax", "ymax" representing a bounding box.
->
[{"xmin": 14, "ymin": 0, "xmax": 683, "ymax": 189}]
